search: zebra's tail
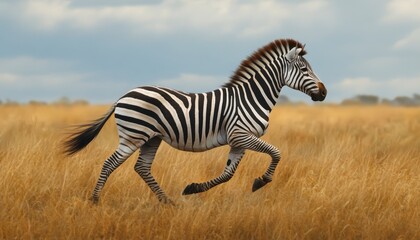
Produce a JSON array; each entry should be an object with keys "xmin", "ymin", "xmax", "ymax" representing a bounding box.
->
[{"xmin": 64, "ymin": 104, "xmax": 116, "ymax": 156}]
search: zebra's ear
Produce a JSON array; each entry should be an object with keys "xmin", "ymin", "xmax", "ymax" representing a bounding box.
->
[{"xmin": 285, "ymin": 47, "xmax": 303, "ymax": 62}]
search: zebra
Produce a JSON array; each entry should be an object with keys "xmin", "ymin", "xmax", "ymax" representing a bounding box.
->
[{"xmin": 64, "ymin": 38, "xmax": 327, "ymax": 204}]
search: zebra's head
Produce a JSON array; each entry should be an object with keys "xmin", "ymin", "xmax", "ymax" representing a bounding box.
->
[{"xmin": 283, "ymin": 45, "xmax": 327, "ymax": 101}]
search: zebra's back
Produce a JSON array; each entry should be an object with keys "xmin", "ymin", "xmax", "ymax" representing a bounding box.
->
[{"xmin": 115, "ymin": 86, "xmax": 230, "ymax": 152}]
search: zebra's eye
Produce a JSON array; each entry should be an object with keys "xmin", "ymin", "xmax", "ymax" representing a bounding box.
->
[{"xmin": 300, "ymin": 67, "xmax": 308, "ymax": 72}]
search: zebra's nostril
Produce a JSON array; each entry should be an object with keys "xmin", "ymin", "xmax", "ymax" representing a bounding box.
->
[{"xmin": 321, "ymin": 90, "xmax": 326, "ymax": 97}]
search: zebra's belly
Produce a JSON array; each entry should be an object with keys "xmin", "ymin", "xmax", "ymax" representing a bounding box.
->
[{"xmin": 162, "ymin": 133, "xmax": 228, "ymax": 152}]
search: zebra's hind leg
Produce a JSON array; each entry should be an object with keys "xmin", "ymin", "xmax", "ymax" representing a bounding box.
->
[
  {"xmin": 91, "ymin": 145, "xmax": 136, "ymax": 204},
  {"xmin": 134, "ymin": 137, "xmax": 173, "ymax": 204},
  {"xmin": 182, "ymin": 147, "xmax": 245, "ymax": 195}
]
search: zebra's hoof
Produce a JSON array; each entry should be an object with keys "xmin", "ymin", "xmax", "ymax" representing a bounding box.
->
[
  {"xmin": 182, "ymin": 183, "xmax": 201, "ymax": 195},
  {"xmin": 90, "ymin": 196, "xmax": 99, "ymax": 205},
  {"xmin": 252, "ymin": 177, "xmax": 268, "ymax": 192},
  {"xmin": 160, "ymin": 198, "xmax": 176, "ymax": 206}
]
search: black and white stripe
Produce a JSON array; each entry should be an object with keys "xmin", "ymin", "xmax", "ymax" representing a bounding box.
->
[{"xmin": 65, "ymin": 38, "xmax": 327, "ymax": 204}]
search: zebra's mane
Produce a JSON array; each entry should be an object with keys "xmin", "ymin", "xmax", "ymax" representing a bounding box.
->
[{"xmin": 224, "ymin": 38, "xmax": 306, "ymax": 88}]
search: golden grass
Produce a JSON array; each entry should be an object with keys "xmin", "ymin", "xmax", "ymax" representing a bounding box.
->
[{"xmin": 0, "ymin": 104, "xmax": 419, "ymax": 239}]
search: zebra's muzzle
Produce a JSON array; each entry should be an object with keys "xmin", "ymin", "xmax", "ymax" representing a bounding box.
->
[{"xmin": 311, "ymin": 82, "xmax": 327, "ymax": 101}]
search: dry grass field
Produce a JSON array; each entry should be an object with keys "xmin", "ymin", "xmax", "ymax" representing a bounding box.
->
[{"xmin": 0, "ymin": 104, "xmax": 419, "ymax": 239}]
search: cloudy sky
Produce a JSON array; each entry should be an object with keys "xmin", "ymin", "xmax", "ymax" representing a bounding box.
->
[{"xmin": 0, "ymin": 0, "xmax": 419, "ymax": 103}]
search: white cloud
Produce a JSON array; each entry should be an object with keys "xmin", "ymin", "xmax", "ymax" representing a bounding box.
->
[
  {"xmin": 154, "ymin": 73, "xmax": 227, "ymax": 93},
  {"xmin": 332, "ymin": 76, "xmax": 420, "ymax": 100},
  {"xmin": 394, "ymin": 28, "xmax": 420, "ymax": 50},
  {"xmin": 335, "ymin": 77, "xmax": 376, "ymax": 92},
  {"xmin": 0, "ymin": 73, "xmax": 88, "ymax": 87},
  {"xmin": 384, "ymin": 0, "xmax": 420, "ymax": 23},
  {"xmin": 383, "ymin": 0, "xmax": 420, "ymax": 52},
  {"xmin": 12, "ymin": 0, "xmax": 334, "ymax": 37},
  {"xmin": 0, "ymin": 56, "xmax": 178, "ymax": 102},
  {"xmin": 0, "ymin": 55, "xmax": 135, "ymax": 91},
  {"xmin": 0, "ymin": 73, "xmax": 18, "ymax": 84},
  {"xmin": 0, "ymin": 56, "xmax": 83, "ymax": 87},
  {"xmin": 0, "ymin": 56, "xmax": 72, "ymax": 73},
  {"xmin": 358, "ymin": 57, "xmax": 401, "ymax": 73}
]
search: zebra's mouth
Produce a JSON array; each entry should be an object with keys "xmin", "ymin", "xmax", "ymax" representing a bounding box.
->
[
  {"xmin": 311, "ymin": 93, "xmax": 326, "ymax": 101},
  {"xmin": 311, "ymin": 90, "xmax": 327, "ymax": 101}
]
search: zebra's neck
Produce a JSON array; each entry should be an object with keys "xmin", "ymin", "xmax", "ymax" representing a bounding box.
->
[
  {"xmin": 221, "ymin": 39, "xmax": 309, "ymax": 113},
  {"xmin": 227, "ymin": 59, "xmax": 285, "ymax": 114},
  {"xmin": 232, "ymin": 78, "xmax": 281, "ymax": 115},
  {"xmin": 222, "ymin": 43, "xmax": 289, "ymax": 114}
]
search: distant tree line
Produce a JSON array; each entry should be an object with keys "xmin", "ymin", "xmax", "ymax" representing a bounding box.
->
[
  {"xmin": 0, "ymin": 97, "xmax": 89, "ymax": 106},
  {"xmin": 275, "ymin": 94, "xmax": 420, "ymax": 106},
  {"xmin": 341, "ymin": 94, "xmax": 420, "ymax": 106}
]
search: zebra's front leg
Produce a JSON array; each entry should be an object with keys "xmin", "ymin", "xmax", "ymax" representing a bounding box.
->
[
  {"xmin": 134, "ymin": 137, "xmax": 173, "ymax": 204},
  {"xmin": 183, "ymin": 147, "xmax": 245, "ymax": 195},
  {"xmin": 230, "ymin": 133, "xmax": 281, "ymax": 192}
]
